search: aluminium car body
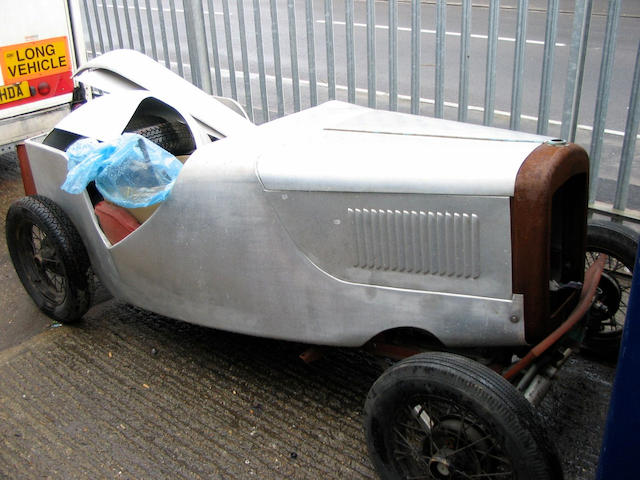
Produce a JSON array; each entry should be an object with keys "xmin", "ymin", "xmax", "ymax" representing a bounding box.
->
[{"xmin": 22, "ymin": 50, "xmax": 588, "ymax": 350}]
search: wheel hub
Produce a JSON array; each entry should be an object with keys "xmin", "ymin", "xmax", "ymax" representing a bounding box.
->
[
  {"xmin": 592, "ymin": 271, "xmax": 622, "ymax": 321},
  {"xmin": 423, "ymin": 418, "xmax": 486, "ymax": 478},
  {"xmin": 429, "ymin": 450, "xmax": 453, "ymax": 478}
]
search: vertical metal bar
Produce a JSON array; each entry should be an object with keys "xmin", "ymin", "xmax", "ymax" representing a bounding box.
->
[
  {"xmin": 156, "ymin": 0, "xmax": 171, "ymax": 68},
  {"xmin": 207, "ymin": 0, "xmax": 223, "ymax": 96},
  {"xmin": 537, "ymin": 0, "xmax": 559, "ymax": 134},
  {"xmin": 458, "ymin": 0, "xmax": 471, "ymax": 122},
  {"xmin": 253, "ymin": 0, "xmax": 269, "ymax": 122},
  {"xmin": 184, "ymin": 0, "xmax": 212, "ymax": 93},
  {"xmin": 366, "ymin": 0, "xmax": 376, "ymax": 108},
  {"xmin": 510, "ymin": 0, "xmax": 529, "ymax": 130},
  {"xmin": 325, "ymin": 0, "xmax": 336, "ymax": 100},
  {"xmin": 200, "ymin": 0, "xmax": 214, "ymax": 93},
  {"xmin": 287, "ymin": 0, "xmax": 301, "ymax": 112},
  {"xmin": 169, "ymin": 1, "xmax": 184, "ymax": 76},
  {"xmin": 110, "ymin": 0, "xmax": 124, "ymax": 48},
  {"xmin": 90, "ymin": 0, "xmax": 105, "ymax": 54},
  {"xmin": 589, "ymin": 0, "xmax": 621, "ymax": 203},
  {"xmin": 483, "ymin": 0, "xmax": 499, "ymax": 126},
  {"xmin": 132, "ymin": 0, "xmax": 146, "ymax": 53},
  {"xmin": 411, "ymin": 0, "xmax": 420, "ymax": 115},
  {"xmin": 101, "ymin": 0, "xmax": 114, "ymax": 50},
  {"xmin": 67, "ymin": 0, "xmax": 89, "ymax": 65},
  {"xmin": 222, "ymin": 0, "xmax": 237, "ymax": 99},
  {"xmin": 184, "ymin": 3, "xmax": 200, "ymax": 87},
  {"xmin": 388, "ymin": 0, "xmax": 398, "ymax": 111},
  {"xmin": 345, "ymin": 0, "xmax": 356, "ymax": 104},
  {"xmin": 237, "ymin": 0, "xmax": 254, "ymax": 120},
  {"xmin": 561, "ymin": 0, "xmax": 593, "ymax": 142},
  {"xmin": 81, "ymin": 0, "xmax": 97, "ymax": 57},
  {"xmin": 435, "ymin": 0, "xmax": 446, "ymax": 118},
  {"xmin": 122, "ymin": 0, "xmax": 135, "ymax": 49},
  {"xmin": 269, "ymin": 0, "xmax": 285, "ymax": 117},
  {"xmin": 613, "ymin": 39, "xmax": 640, "ymax": 211},
  {"xmin": 145, "ymin": 0, "xmax": 158, "ymax": 60},
  {"xmin": 305, "ymin": 0, "xmax": 318, "ymax": 107}
]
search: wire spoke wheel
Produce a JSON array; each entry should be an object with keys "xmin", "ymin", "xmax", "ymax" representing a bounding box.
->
[
  {"xmin": 20, "ymin": 223, "xmax": 68, "ymax": 305},
  {"xmin": 583, "ymin": 221, "xmax": 638, "ymax": 360},
  {"xmin": 365, "ymin": 353, "xmax": 561, "ymax": 480},
  {"xmin": 393, "ymin": 401, "xmax": 511, "ymax": 479},
  {"xmin": 6, "ymin": 195, "xmax": 91, "ymax": 323},
  {"xmin": 390, "ymin": 395, "xmax": 513, "ymax": 479},
  {"xmin": 585, "ymin": 251, "xmax": 632, "ymax": 335}
]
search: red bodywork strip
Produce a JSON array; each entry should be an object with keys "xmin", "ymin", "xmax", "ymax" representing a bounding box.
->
[{"xmin": 16, "ymin": 143, "xmax": 37, "ymax": 195}]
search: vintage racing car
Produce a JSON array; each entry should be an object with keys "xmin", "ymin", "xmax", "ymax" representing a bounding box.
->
[{"xmin": 7, "ymin": 50, "xmax": 617, "ymax": 479}]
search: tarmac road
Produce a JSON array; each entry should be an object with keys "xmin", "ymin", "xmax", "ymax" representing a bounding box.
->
[{"xmin": 0, "ymin": 150, "xmax": 617, "ymax": 479}]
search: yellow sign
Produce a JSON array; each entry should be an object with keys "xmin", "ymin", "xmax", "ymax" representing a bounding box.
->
[
  {"xmin": 0, "ymin": 37, "xmax": 71, "ymax": 82},
  {"xmin": 0, "ymin": 81, "xmax": 31, "ymax": 105}
]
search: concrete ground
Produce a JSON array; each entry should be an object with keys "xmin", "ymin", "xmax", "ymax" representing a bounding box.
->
[{"xmin": 0, "ymin": 149, "xmax": 616, "ymax": 479}]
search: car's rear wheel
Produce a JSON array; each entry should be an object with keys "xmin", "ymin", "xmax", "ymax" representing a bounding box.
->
[
  {"xmin": 583, "ymin": 220, "xmax": 638, "ymax": 360},
  {"xmin": 364, "ymin": 352, "xmax": 562, "ymax": 480},
  {"xmin": 6, "ymin": 195, "xmax": 91, "ymax": 323}
]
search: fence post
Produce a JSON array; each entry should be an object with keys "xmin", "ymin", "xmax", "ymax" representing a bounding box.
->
[
  {"xmin": 589, "ymin": 0, "xmax": 622, "ymax": 204},
  {"xmin": 561, "ymin": 0, "xmax": 593, "ymax": 142},
  {"xmin": 537, "ymin": 0, "xmax": 559, "ymax": 135},
  {"xmin": 613, "ymin": 39, "xmax": 640, "ymax": 211},
  {"xmin": 510, "ymin": 0, "xmax": 529, "ymax": 130},
  {"xmin": 435, "ymin": 0, "xmax": 446, "ymax": 119},
  {"xmin": 458, "ymin": 0, "xmax": 471, "ymax": 122},
  {"xmin": 184, "ymin": 0, "xmax": 212, "ymax": 93},
  {"xmin": 410, "ymin": 0, "xmax": 421, "ymax": 115},
  {"xmin": 366, "ymin": 0, "xmax": 376, "ymax": 108}
]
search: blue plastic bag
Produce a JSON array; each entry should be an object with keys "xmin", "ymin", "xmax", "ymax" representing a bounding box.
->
[{"xmin": 62, "ymin": 133, "xmax": 183, "ymax": 208}]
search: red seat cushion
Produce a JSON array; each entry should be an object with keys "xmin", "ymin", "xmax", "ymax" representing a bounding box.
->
[{"xmin": 95, "ymin": 201, "xmax": 141, "ymax": 244}]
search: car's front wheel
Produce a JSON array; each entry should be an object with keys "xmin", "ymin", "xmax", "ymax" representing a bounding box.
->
[
  {"xmin": 6, "ymin": 195, "xmax": 91, "ymax": 323},
  {"xmin": 364, "ymin": 352, "xmax": 562, "ymax": 480},
  {"xmin": 583, "ymin": 220, "xmax": 638, "ymax": 360}
]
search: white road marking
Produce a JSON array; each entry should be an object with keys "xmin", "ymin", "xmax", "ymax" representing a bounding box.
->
[{"xmin": 317, "ymin": 20, "xmax": 566, "ymax": 47}]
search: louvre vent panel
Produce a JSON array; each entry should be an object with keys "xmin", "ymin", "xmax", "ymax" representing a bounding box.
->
[{"xmin": 348, "ymin": 208, "xmax": 480, "ymax": 278}]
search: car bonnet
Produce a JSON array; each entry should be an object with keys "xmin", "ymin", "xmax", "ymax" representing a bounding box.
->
[{"xmin": 255, "ymin": 101, "xmax": 552, "ymax": 197}]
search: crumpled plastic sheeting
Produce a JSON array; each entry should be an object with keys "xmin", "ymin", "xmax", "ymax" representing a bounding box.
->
[{"xmin": 62, "ymin": 133, "xmax": 183, "ymax": 208}]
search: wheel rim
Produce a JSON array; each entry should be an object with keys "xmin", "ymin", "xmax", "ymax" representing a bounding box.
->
[
  {"xmin": 390, "ymin": 394, "xmax": 514, "ymax": 479},
  {"xmin": 17, "ymin": 221, "xmax": 68, "ymax": 306},
  {"xmin": 585, "ymin": 251, "xmax": 632, "ymax": 337}
]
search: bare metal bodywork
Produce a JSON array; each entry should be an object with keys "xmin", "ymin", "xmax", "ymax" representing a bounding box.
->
[{"xmin": 24, "ymin": 50, "xmax": 588, "ymax": 349}]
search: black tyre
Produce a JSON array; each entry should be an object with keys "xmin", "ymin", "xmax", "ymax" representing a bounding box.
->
[
  {"xmin": 583, "ymin": 221, "xmax": 638, "ymax": 359},
  {"xmin": 365, "ymin": 352, "xmax": 562, "ymax": 480},
  {"xmin": 126, "ymin": 115, "xmax": 195, "ymax": 156},
  {"xmin": 6, "ymin": 196, "xmax": 91, "ymax": 323}
]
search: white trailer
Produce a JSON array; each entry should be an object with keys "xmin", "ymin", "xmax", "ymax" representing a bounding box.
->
[{"xmin": 0, "ymin": 0, "xmax": 85, "ymax": 152}]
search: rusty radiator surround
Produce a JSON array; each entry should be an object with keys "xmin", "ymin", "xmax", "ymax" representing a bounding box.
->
[{"xmin": 511, "ymin": 143, "xmax": 589, "ymax": 344}]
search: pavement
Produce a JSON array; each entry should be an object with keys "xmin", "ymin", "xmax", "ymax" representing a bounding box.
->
[{"xmin": 0, "ymin": 149, "xmax": 617, "ymax": 479}]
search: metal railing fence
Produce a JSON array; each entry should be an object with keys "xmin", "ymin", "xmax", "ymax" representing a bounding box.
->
[{"xmin": 75, "ymin": 0, "xmax": 640, "ymax": 220}]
